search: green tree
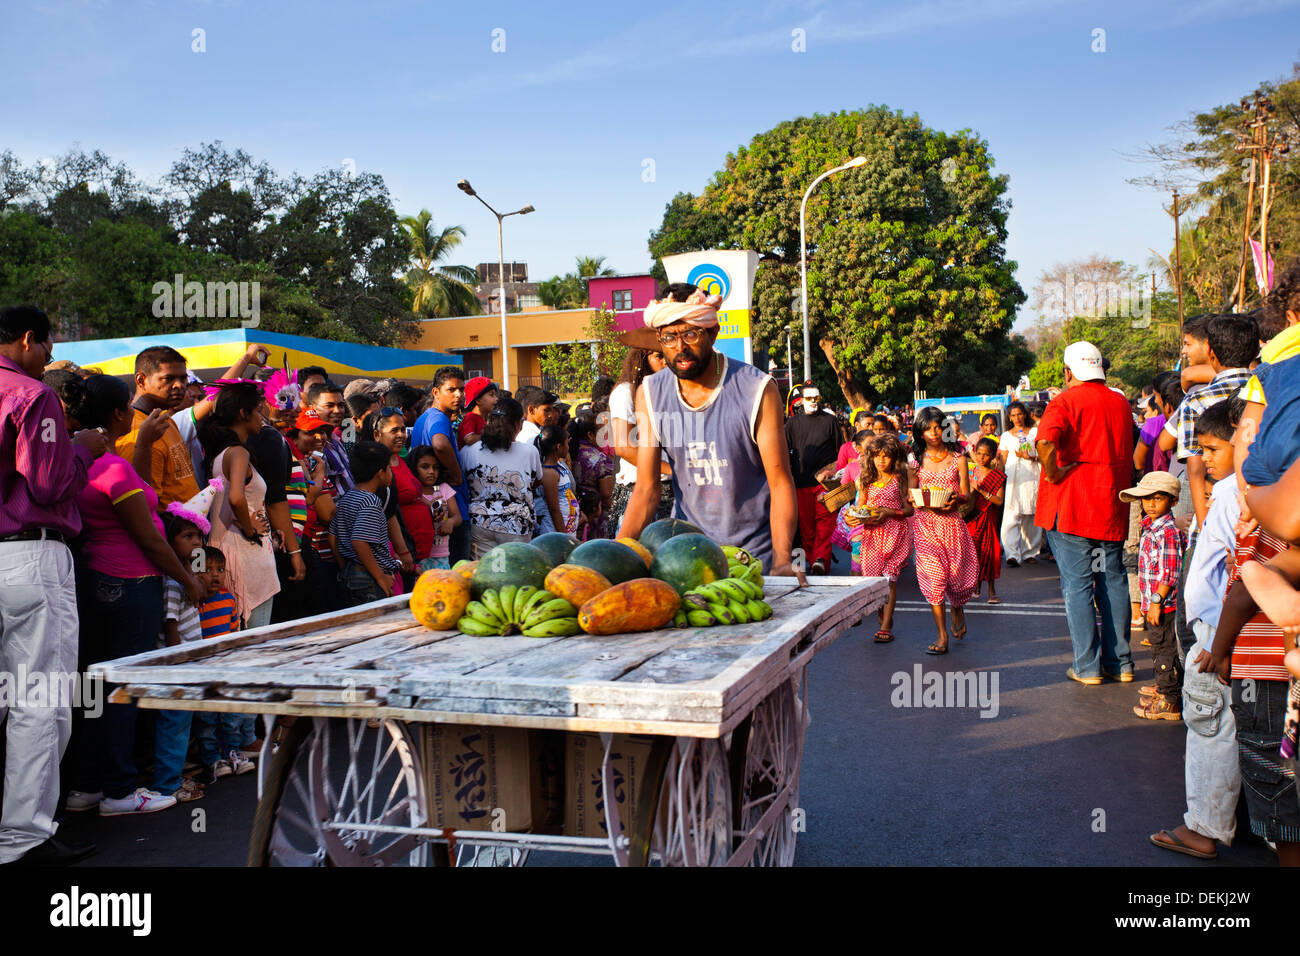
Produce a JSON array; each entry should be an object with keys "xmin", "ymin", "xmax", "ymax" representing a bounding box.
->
[
  {"xmin": 537, "ymin": 308, "xmax": 625, "ymax": 395},
  {"xmin": 539, "ymin": 255, "xmax": 615, "ymax": 310},
  {"xmin": 647, "ymin": 108, "xmax": 1029, "ymax": 407},
  {"xmin": 400, "ymin": 210, "xmax": 478, "ymax": 317}
]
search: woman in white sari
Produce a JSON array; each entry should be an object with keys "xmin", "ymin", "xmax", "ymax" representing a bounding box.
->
[{"xmin": 997, "ymin": 400, "xmax": 1042, "ymax": 566}]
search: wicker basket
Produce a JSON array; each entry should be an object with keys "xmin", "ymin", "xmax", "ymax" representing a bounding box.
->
[{"xmin": 822, "ymin": 481, "xmax": 856, "ymax": 513}]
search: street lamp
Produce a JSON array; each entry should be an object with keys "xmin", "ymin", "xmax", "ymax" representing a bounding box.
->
[
  {"xmin": 784, "ymin": 323, "xmax": 793, "ymax": 392},
  {"xmin": 457, "ymin": 179, "xmax": 534, "ymax": 392},
  {"xmin": 799, "ymin": 156, "xmax": 866, "ymax": 383}
]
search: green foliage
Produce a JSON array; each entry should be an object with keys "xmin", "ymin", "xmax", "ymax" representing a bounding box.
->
[
  {"xmin": 0, "ymin": 143, "xmax": 424, "ymax": 346},
  {"xmin": 400, "ymin": 210, "xmax": 478, "ymax": 317},
  {"xmin": 647, "ymin": 108, "xmax": 1029, "ymax": 407},
  {"xmin": 539, "ymin": 255, "xmax": 615, "ymax": 310},
  {"xmin": 537, "ymin": 308, "xmax": 626, "ymax": 396}
]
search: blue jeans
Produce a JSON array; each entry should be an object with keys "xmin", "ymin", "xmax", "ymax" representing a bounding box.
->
[
  {"xmin": 195, "ymin": 711, "xmax": 252, "ymax": 766},
  {"xmin": 1046, "ymin": 529, "xmax": 1132, "ymax": 680},
  {"xmin": 73, "ymin": 572, "xmax": 164, "ymax": 799},
  {"xmin": 153, "ymin": 709, "xmax": 193, "ymax": 794}
]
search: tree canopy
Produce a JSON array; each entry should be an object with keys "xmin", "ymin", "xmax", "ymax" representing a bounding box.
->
[
  {"xmin": 0, "ymin": 142, "xmax": 425, "ymax": 346},
  {"xmin": 647, "ymin": 107, "xmax": 1031, "ymax": 406}
]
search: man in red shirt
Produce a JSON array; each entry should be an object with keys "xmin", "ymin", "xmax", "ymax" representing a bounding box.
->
[{"xmin": 1035, "ymin": 341, "xmax": 1136, "ymax": 685}]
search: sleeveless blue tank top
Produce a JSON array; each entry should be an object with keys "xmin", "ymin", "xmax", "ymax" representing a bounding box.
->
[{"xmin": 644, "ymin": 356, "xmax": 775, "ymax": 569}]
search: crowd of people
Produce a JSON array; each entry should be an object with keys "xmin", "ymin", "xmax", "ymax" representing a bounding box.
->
[{"xmin": 2, "ymin": 253, "xmax": 1299, "ymax": 866}]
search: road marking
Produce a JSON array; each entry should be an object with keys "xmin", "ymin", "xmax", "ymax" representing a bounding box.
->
[
  {"xmin": 892, "ymin": 606, "xmax": 1065, "ymax": 617},
  {"xmin": 894, "ymin": 601, "xmax": 1063, "ymax": 611}
]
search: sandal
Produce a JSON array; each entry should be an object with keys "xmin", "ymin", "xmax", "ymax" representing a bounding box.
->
[
  {"xmin": 873, "ymin": 629, "xmax": 894, "ymax": 643},
  {"xmin": 950, "ymin": 610, "xmax": 967, "ymax": 641},
  {"xmin": 926, "ymin": 641, "xmax": 949, "ymax": 655},
  {"xmin": 987, "ymin": 596, "xmax": 1001, "ymax": 605},
  {"xmin": 1150, "ymin": 828, "xmax": 1217, "ymax": 859},
  {"xmin": 173, "ymin": 785, "xmax": 205, "ymax": 802}
]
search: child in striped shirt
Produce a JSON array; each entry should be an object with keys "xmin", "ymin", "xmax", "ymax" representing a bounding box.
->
[{"xmin": 194, "ymin": 545, "xmax": 255, "ymax": 780}]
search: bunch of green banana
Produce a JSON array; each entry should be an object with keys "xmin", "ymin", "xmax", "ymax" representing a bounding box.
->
[
  {"xmin": 722, "ymin": 546, "xmax": 764, "ymax": 592},
  {"xmin": 456, "ymin": 586, "xmax": 580, "ymax": 637},
  {"xmin": 680, "ymin": 578, "xmax": 772, "ymax": 627}
]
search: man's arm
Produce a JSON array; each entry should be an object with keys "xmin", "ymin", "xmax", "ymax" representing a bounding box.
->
[
  {"xmin": 755, "ymin": 380, "xmax": 800, "ymax": 578},
  {"xmin": 616, "ymin": 383, "xmax": 664, "ymax": 540},
  {"xmin": 1157, "ymin": 409, "xmax": 1180, "ymax": 454},
  {"xmin": 1187, "ymin": 454, "xmax": 1210, "ymax": 528},
  {"xmin": 191, "ymin": 343, "xmax": 267, "ymax": 422},
  {"xmin": 1035, "ymin": 439, "xmax": 1076, "ymax": 484},
  {"xmin": 430, "ymin": 433, "xmax": 463, "ymax": 486},
  {"xmin": 20, "ymin": 388, "xmax": 101, "ymax": 504},
  {"xmin": 266, "ymin": 501, "xmax": 305, "ymax": 582}
]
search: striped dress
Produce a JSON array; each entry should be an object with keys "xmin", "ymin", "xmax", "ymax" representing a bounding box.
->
[{"xmin": 909, "ymin": 452, "xmax": 979, "ymax": 607}]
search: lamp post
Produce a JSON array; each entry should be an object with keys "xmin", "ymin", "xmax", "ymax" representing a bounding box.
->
[
  {"xmin": 799, "ymin": 156, "xmax": 866, "ymax": 383},
  {"xmin": 784, "ymin": 323, "xmax": 793, "ymax": 392},
  {"xmin": 457, "ymin": 179, "xmax": 534, "ymax": 392}
]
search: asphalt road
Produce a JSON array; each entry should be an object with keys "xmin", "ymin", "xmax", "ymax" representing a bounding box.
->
[{"xmin": 54, "ymin": 550, "xmax": 1275, "ymax": 867}]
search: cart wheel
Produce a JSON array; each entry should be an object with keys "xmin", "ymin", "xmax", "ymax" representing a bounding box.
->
[
  {"xmin": 248, "ymin": 716, "xmax": 319, "ymax": 866},
  {"xmin": 312, "ymin": 717, "xmax": 428, "ymax": 867},
  {"xmin": 735, "ymin": 680, "xmax": 802, "ymax": 866},
  {"xmin": 649, "ymin": 738, "xmax": 733, "ymax": 867},
  {"xmin": 455, "ymin": 845, "xmax": 530, "ymax": 867},
  {"xmin": 247, "ymin": 717, "xmax": 428, "ymax": 867}
]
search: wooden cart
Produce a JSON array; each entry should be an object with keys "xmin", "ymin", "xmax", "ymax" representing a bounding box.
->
[{"xmin": 92, "ymin": 575, "xmax": 886, "ymax": 867}]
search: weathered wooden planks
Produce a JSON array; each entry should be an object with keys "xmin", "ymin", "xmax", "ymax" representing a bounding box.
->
[{"xmin": 95, "ymin": 578, "xmax": 886, "ymax": 736}]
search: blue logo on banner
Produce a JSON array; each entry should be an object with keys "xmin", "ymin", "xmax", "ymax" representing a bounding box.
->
[{"xmin": 687, "ymin": 263, "xmax": 730, "ymax": 300}]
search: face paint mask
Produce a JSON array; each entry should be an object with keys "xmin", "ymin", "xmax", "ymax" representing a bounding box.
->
[{"xmin": 802, "ymin": 394, "xmax": 820, "ymax": 414}]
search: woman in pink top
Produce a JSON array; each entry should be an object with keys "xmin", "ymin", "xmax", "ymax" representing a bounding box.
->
[{"xmin": 69, "ymin": 375, "xmax": 204, "ymax": 814}]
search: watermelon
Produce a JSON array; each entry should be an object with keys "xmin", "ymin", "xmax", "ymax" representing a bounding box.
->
[
  {"xmin": 531, "ymin": 532, "xmax": 580, "ymax": 567},
  {"xmin": 568, "ymin": 539, "xmax": 648, "ymax": 585},
  {"xmin": 471, "ymin": 542, "xmax": 552, "ymax": 598},
  {"xmin": 650, "ymin": 533, "xmax": 729, "ymax": 597},
  {"xmin": 639, "ymin": 518, "xmax": 705, "ymax": 554}
]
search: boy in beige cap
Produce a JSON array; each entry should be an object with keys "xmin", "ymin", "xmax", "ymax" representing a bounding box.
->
[{"xmin": 1120, "ymin": 472, "xmax": 1186, "ymax": 719}]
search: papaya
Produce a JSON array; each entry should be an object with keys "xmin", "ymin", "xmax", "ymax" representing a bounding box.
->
[
  {"xmin": 544, "ymin": 564, "xmax": 613, "ymax": 609},
  {"xmin": 567, "ymin": 539, "xmax": 647, "ymax": 585},
  {"xmin": 650, "ymin": 533, "xmax": 729, "ymax": 597},
  {"xmin": 531, "ymin": 532, "xmax": 580, "ymax": 567},
  {"xmin": 639, "ymin": 518, "xmax": 705, "ymax": 553},
  {"xmin": 578, "ymin": 578, "xmax": 682, "ymax": 635},
  {"xmin": 409, "ymin": 570, "xmax": 472, "ymax": 631},
  {"xmin": 616, "ymin": 537, "xmax": 654, "ymax": 569},
  {"xmin": 471, "ymin": 542, "xmax": 551, "ymax": 598}
]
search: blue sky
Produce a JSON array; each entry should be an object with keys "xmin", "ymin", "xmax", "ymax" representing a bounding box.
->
[{"xmin": 3, "ymin": 0, "xmax": 1298, "ymax": 330}]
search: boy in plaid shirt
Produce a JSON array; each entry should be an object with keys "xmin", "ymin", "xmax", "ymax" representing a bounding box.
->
[{"xmin": 1120, "ymin": 472, "xmax": 1186, "ymax": 720}]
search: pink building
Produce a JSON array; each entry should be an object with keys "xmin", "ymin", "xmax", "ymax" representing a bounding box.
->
[{"xmin": 587, "ymin": 274, "xmax": 658, "ymax": 333}]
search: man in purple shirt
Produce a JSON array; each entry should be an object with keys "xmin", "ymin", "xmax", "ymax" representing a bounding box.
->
[{"xmin": 0, "ymin": 305, "xmax": 107, "ymax": 867}]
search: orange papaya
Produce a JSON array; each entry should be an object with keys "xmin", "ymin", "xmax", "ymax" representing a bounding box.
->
[
  {"xmin": 616, "ymin": 537, "xmax": 654, "ymax": 569},
  {"xmin": 544, "ymin": 564, "xmax": 613, "ymax": 609},
  {"xmin": 410, "ymin": 570, "xmax": 472, "ymax": 631},
  {"xmin": 578, "ymin": 578, "xmax": 681, "ymax": 635}
]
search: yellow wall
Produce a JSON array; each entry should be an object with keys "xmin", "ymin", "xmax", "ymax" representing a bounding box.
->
[{"xmin": 413, "ymin": 309, "xmax": 597, "ymax": 390}]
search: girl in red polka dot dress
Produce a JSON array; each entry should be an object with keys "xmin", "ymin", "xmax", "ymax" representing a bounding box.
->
[{"xmin": 908, "ymin": 407, "xmax": 979, "ymax": 654}]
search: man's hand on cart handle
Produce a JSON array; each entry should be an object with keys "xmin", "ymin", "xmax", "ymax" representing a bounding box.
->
[{"xmin": 769, "ymin": 561, "xmax": 808, "ymax": 587}]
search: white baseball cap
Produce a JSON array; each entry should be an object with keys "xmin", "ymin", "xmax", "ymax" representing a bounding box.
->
[{"xmin": 1063, "ymin": 341, "xmax": 1105, "ymax": 382}]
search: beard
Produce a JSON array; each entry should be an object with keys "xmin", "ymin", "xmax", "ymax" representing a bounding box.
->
[{"xmin": 667, "ymin": 344, "xmax": 711, "ymax": 380}]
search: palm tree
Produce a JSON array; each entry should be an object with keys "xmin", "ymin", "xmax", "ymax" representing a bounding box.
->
[
  {"xmin": 575, "ymin": 255, "xmax": 615, "ymax": 278},
  {"xmin": 400, "ymin": 210, "xmax": 479, "ymax": 316}
]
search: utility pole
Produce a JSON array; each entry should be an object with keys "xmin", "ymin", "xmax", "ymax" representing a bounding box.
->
[{"xmin": 1172, "ymin": 190, "xmax": 1184, "ymax": 336}]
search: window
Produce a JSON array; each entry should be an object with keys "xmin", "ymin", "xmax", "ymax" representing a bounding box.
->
[
  {"xmin": 518, "ymin": 294, "xmax": 541, "ymax": 309},
  {"xmin": 612, "ymin": 289, "xmax": 633, "ymax": 311}
]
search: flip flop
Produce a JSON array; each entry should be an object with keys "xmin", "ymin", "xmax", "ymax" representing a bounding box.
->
[
  {"xmin": 873, "ymin": 630, "xmax": 894, "ymax": 643},
  {"xmin": 925, "ymin": 642, "xmax": 948, "ymax": 655},
  {"xmin": 987, "ymin": 596, "xmax": 1001, "ymax": 605},
  {"xmin": 1150, "ymin": 829, "xmax": 1217, "ymax": 860}
]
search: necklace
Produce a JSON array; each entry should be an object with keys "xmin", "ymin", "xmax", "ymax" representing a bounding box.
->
[{"xmin": 925, "ymin": 449, "xmax": 949, "ymax": 462}]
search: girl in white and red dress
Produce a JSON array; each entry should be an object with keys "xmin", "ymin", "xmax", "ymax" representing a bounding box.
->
[
  {"xmin": 908, "ymin": 407, "xmax": 979, "ymax": 655},
  {"xmin": 844, "ymin": 433, "xmax": 914, "ymax": 643}
]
